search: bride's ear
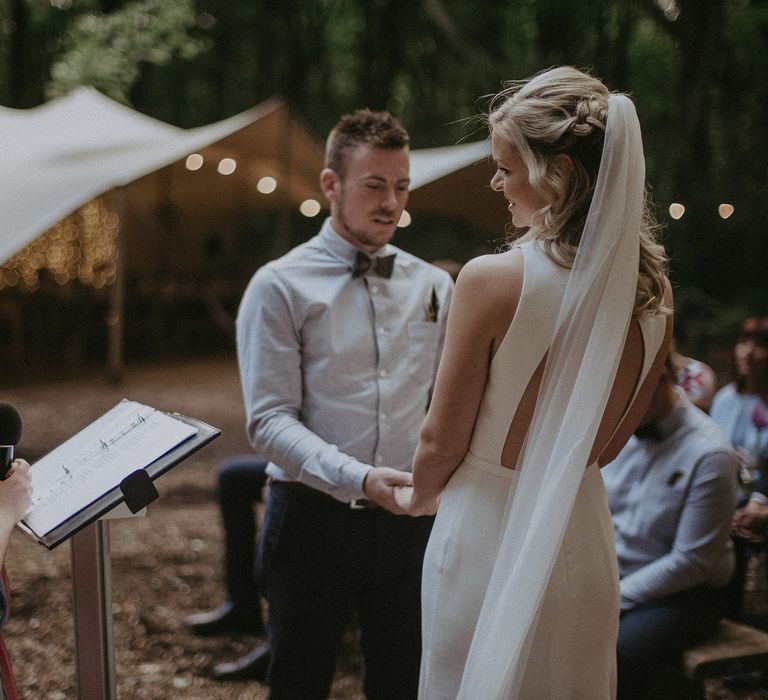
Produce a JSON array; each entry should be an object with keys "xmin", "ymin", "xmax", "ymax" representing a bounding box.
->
[{"xmin": 554, "ymin": 153, "xmax": 573, "ymax": 173}]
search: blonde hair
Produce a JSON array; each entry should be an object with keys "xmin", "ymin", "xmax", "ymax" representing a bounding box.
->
[{"xmin": 488, "ymin": 66, "xmax": 669, "ymax": 316}]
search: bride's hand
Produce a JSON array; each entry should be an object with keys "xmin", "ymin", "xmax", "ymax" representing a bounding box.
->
[{"xmin": 395, "ymin": 486, "xmax": 440, "ymax": 516}]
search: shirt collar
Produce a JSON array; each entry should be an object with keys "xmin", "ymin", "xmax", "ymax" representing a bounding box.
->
[
  {"xmin": 318, "ymin": 217, "xmax": 395, "ymax": 269},
  {"xmin": 653, "ymin": 386, "xmax": 688, "ymax": 441}
]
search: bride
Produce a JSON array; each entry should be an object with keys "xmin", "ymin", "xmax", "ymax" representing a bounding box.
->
[{"xmin": 397, "ymin": 67, "xmax": 672, "ymax": 698}]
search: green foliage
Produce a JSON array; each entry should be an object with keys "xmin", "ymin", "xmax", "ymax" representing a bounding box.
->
[
  {"xmin": 45, "ymin": 0, "xmax": 209, "ymax": 104},
  {"xmin": 674, "ymin": 284, "xmax": 753, "ymax": 346},
  {"xmin": 1, "ymin": 0, "xmax": 766, "ymax": 315}
]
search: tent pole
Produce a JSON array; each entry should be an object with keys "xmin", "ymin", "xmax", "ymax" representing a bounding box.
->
[
  {"xmin": 107, "ymin": 189, "xmax": 125, "ymax": 384},
  {"xmin": 271, "ymin": 107, "xmax": 294, "ymax": 258}
]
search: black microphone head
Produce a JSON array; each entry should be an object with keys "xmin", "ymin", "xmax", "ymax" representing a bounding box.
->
[{"xmin": 0, "ymin": 403, "xmax": 22, "ymax": 445}]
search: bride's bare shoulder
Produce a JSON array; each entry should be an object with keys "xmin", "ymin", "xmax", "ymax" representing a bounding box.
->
[
  {"xmin": 455, "ymin": 248, "xmax": 523, "ymax": 293},
  {"xmin": 452, "ymin": 250, "xmax": 523, "ymax": 329}
]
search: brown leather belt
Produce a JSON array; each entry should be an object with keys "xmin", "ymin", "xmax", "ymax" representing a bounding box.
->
[{"xmin": 271, "ymin": 479, "xmax": 378, "ymax": 510}]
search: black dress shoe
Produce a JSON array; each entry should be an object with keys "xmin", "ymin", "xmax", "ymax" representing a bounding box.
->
[
  {"xmin": 211, "ymin": 643, "xmax": 271, "ymax": 682},
  {"xmin": 186, "ymin": 601, "xmax": 265, "ymax": 636}
]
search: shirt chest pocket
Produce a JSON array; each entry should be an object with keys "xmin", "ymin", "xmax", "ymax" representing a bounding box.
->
[{"xmin": 406, "ymin": 321, "xmax": 440, "ymax": 381}]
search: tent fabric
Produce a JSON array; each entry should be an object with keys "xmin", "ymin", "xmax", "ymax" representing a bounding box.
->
[
  {"xmin": 409, "ymin": 140, "xmax": 490, "ymax": 189},
  {"xmin": 1, "ymin": 88, "xmax": 499, "ymax": 266},
  {"xmin": 408, "ymin": 138, "xmax": 510, "ymax": 236},
  {"xmin": 0, "ymin": 88, "xmax": 321, "ymax": 264}
]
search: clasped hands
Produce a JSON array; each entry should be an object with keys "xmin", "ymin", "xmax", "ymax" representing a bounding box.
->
[{"xmin": 362, "ymin": 467, "xmax": 439, "ymax": 516}]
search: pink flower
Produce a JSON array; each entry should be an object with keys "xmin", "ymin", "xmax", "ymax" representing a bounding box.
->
[{"xmin": 752, "ymin": 399, "xmax": 768, "ymax": 430}]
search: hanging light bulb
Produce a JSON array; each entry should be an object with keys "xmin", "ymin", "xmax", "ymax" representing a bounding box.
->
[
  {"xmin": 299, "ymin": 199, "xmax": 321, "ymax": 217},
  {"xmin": 217, "ymin": 158, "xmax": 237, "ymax": 175},
  {"xmin": 668, "ymin": 203, "xmax": 685, "ymax": 220},
  {"xmin": 257, "ymin": 176, "xmax": 277, "ymax": 194},
  {"xmin": 185, "ymin": 154, "xmax": 204, "ymax": 171},
  {"xmin": 718, "ymin": 203, "xmax": 734, "ymax": 219}
]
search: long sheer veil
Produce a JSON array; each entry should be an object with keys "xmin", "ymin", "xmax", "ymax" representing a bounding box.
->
[{"xmin": 456, "ymin": 95, "xmax": 644, "ymax": 698}]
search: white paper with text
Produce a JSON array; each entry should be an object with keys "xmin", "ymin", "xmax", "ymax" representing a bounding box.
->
[{"xmin": 23, "ymin": 400, "xmax": 196, "ymax": 538}]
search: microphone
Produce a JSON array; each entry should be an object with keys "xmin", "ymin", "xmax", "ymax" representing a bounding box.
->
[{"xmin": 0, "ymin": 403, "xmax": 22, "ymax": 481}]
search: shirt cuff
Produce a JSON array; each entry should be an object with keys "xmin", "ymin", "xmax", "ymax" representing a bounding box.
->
[
  {"xmin": 750, "ymin": 492, "xmax": 768, "ymax": 505},
  {"xmin": 620, "ymin": 595, "xmax": 637, "ymax": 611}
]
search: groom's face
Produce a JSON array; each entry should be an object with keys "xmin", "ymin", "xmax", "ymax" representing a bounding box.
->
[{"xmin": 321, "ymin": 144, "xmax": 410, "ymax": 254}]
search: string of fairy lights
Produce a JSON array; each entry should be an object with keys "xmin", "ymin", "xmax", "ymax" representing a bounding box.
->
[
  {"xmin": 0, "ymin": 148, "xmax": 735, "ymax": 294},
  {"xmin": 668, "ymin": 202, "xmax": 735, "ymax": 221},
  {"xmin": 0, "ymin": 198, "xmax": 118, "ymax": 292},
  {"xmin": 184, "ymin": 152, "xmax": 412, "ymax": 226}
]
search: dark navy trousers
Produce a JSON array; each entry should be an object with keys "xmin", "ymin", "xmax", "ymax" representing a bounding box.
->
[
  {"xmin": 217, "ymin": 455, "xmax": 269, "ymax": 610},
  {"xmin": 617, "ymin": 584, "xmax": 730, "ymax": 699},
  {"xmin": 256, "ymin": 480, "xmax": 433, "ymax": 700}
]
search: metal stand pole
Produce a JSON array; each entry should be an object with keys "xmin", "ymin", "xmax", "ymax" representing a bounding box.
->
[{"xmin": 71, "ymin": 521, "xmax": 117, "ymax": 700}]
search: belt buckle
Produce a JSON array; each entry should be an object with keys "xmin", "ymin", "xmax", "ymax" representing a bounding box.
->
[{"xmin": 349, "ymin": 498, "xmax": 370, "ymax": 510}]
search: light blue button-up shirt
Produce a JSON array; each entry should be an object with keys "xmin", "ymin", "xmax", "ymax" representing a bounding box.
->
[
  {"xmin": 602, "ymin": 388, "xmax": 738, "ymax": 610},
  {"xmin": 236, "ymin": 218, "xmax": 453, "ymax": 503}
]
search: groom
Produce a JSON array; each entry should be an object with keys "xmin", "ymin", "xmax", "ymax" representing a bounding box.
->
[{"xmin": 231, "ymin": 109, "xmax": 452, "ymax": 698}]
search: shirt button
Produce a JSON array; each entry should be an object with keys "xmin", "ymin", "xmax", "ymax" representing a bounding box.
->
[
  {"xmin": 377, "ymin": 326, "xmax": 386, "ymax": 334},
  {"xmin": 371, "ymin": 285, "xmax": 379, "ymax": 294},
  {"xmin": 379, "ymin": 369, "xmax": 387, "ymax": 377},
  {"xmin": 381, "ymin": 413, "xmax": 387, "ymax": 420}
]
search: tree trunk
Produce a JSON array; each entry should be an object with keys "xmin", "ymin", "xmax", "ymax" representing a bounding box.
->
[
  {"xmin": 7, "ymin": 0, "xmax": 32, "ymax": 107},
  {"xmin": 672, "ymin": 0, "xmax": 724, "ymax": 293}
]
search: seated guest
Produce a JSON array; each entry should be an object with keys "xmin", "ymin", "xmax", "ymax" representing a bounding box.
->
[
  {"xmin": 602, "ymin": 356, "xmax": 739, "ymax": 699},
  {"xmin": 186, "ymin": 456, "xmax": 268, "ymax": 642},
  {"xmin": 669, "ymin": 336, "xmax": 718, "ymax": 412},
  {"xmin": 712, "ymin": 317, "xmax": 768, "ymax": 505}
]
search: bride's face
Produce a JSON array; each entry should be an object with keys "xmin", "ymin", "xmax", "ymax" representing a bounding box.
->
[{"xmin": 490, "ymin": 133, "xmax": 550, "ymax": 228}]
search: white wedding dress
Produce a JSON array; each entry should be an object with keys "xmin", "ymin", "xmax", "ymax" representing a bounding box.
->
[{"xmin": 419, "ymin": 240, "xmax": 668, "ymax": 699}]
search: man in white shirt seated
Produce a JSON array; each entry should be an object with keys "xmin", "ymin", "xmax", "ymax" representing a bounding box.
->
[{"xmin": 602, "ymin": 355, "xmax": 739, "ymax": 699}]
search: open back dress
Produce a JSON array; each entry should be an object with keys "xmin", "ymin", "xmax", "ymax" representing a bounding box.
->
[{"xmin": 419, "ymin": 240, "xmax": 667, "ymax": 699}]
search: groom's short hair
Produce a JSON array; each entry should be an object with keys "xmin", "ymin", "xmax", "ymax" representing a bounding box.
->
[{"xmin": 325, "ymin": 109, "xmax": 409, "ymax": 180}]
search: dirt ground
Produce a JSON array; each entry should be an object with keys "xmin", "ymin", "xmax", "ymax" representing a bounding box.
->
[{"xmin": 1, "ymin": 355, "xmax": 766, "ymax": 699}]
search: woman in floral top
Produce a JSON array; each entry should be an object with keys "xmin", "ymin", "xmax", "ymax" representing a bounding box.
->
[{"xmin": 711, "ymin": 317, "xmax": 768, "ymax": 537}]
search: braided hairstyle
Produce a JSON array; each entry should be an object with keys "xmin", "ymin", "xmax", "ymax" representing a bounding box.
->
[{"xmin": 487, "ymin": 66, "xmax": 669, "ymax": 316}]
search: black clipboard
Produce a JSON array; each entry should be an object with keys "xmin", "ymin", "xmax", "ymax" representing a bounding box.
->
[{"xmin": 18, "ymin": 411, "xmax": 220, "ymax": 550}]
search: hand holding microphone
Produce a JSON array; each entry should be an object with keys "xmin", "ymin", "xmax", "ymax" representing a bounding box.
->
[
  {"xmin": 0, "ymin": 403, "xmax": 22, "ymax": 481},
  {"xmin": 0, "ymin": 403, "xmax": 31, "ymax": 529},
  {"xmin": 0, "ymin": 459, "xmax": 32, "ymax": 528}
]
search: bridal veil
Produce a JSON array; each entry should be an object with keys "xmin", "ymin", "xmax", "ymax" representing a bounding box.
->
[{"xmin": 457, "ymin": 94, "xmax": 645, "ymax": 698}]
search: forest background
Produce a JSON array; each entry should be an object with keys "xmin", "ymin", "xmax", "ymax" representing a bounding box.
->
[
  {"xmin": 1, "ymin": 0, "xmax": 767, "ymax": 375},
  {"xmin": 1, "ymin": 3, "xmax": 767, "ymax": 696}
]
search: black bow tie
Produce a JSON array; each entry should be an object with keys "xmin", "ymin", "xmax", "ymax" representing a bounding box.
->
[
  {"xmin": 352, "ymin": 251, "xmax": 396, "ymax": 279},
  {"xmin": 634, "ymin": 424, "xmax": 662, "ymax": 442}
]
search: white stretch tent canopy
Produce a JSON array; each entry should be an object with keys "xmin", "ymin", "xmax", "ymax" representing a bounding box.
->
[
  {"xmin": 0, "ymin": 87, "xmax": 325, "ymax": 265},
  {"xmin": 408, "ymin": 139, "xmax": 506, "ymax": 235},
  {"xmin": 410, "ymin": 140, "xmax": 491, "ymax": 189},
  {"xmin": 0, "ymin": 88, "xmax": 498, "ymax": 267}
]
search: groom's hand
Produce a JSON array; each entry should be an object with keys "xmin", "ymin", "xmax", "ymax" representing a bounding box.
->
[{"xmin": 363, "ymin": 467, "xmax": 413, "ymax": 514}]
